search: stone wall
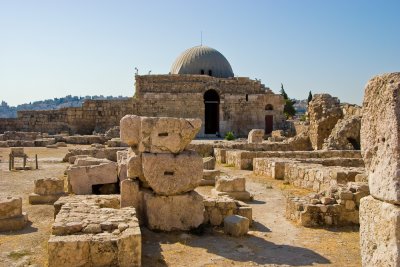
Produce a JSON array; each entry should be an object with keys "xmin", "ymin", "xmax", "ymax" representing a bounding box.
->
[{"xmin": 135, "ymin": 75, "xmax": 285, "ymax": 137}]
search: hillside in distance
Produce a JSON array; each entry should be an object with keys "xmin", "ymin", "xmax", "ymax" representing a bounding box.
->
[{"xmin": 0, "ymin": 95, "xmax": 130, "ymax": 118}]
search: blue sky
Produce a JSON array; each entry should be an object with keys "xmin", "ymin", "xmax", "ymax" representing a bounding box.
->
[{"xmin": 0, "ymin": 0, "xmax": 399, "ymax": 106}]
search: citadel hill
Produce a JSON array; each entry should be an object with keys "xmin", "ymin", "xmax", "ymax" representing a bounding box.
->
[{"xmin": 0, "ymin": 46, "xmax": 285, "ymax": 137}]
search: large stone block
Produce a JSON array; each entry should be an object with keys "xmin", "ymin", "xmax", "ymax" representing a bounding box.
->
[
  {"xmin": 67, "ymin": 162, "xmax": 118, "ymax": 194},
  {"xmin": 203, "ymin": 156, "xmax": 216, "ymax": 170},
  {"xmin": 361, "ymin": 72, "xmax": 400, "ymax": 204},
  {"xmin": 120, "ymin": 179, "xmax": 140, "ymax": 209},
  {"xmin": 33, "ymin": 178, "xmax": 64, "ymax": 195},
  {"xmin": 0, "ymin": 196, "xmax": 22, "ymax": 219},
  {"xmin": 127, "ymin": 153, "xmax": 143, "ymax": 179},
  {"xmin": 0, "ymin": 212, "xmax": 28, "ymax": 232},
  {"xmin": 216, "ymin": 176, "xmax": 246, "ymax": 192},
  {"xmin": 223, "ymin": 215, "xmax": 249, "ymax": 237},
  {"xmin": 248, "ymin": 129, "xmax": 264, "ymax": 144},
  {"xmin": 139, "ymin": 116, "xmax": 202, "ymax": 153},
  {"xmin": 120, "ymin": 115, "xmax": 141, "ymax": 146},
  {"xmin": 143, "ymin": 190, "xmax": 204, "ymax": 231},
  {"xmin": 360, "ymin": 196, "xmax": 400, "ymax": 267},
  {"xmin": 142, "ymin": 150, "xmax": 203, "ymax": 195}
]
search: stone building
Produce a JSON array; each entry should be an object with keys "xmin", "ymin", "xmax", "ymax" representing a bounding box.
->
[{"xmin": 0, "ymin": 45, "xmax": 285, "ymax": 137}]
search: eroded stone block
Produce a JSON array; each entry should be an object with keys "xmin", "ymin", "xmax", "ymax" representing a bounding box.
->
[
  {"xmin": 248, "ymin": 129, "xmax": 264, "ymax": 144},
  {"xmin": 143, "ymin": 190, "xmax": 204, "ymax": 231},
  {"xmin": 142, "ymin": 150, "xmax": 203, "ymax": 195},
  {"xmin": 224, "ymin": 215, "xmax": 249, "ymax": 237},
  {"xmin": 361, "ymin": 72, "xmax": 400, "ymax": 203},
  {"xmin": 120, "ymin": 115, "xmax": 141, "ymax": 147}
]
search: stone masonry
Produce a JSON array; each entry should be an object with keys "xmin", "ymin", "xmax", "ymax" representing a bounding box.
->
[
  {"xmin": 29, "ymin": 178, "xmax": 65, "ymax": 204},
  {"xmin": 360, "ymin": 72, "xmax": 400, "ymax": 266}
]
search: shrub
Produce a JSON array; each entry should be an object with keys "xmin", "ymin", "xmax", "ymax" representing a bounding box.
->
[{"xmin": 225, "ymin": 131, "xmax": 235, "ymax": 141}]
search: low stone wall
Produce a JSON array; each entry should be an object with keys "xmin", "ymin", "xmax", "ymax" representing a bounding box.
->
[
  {"xmin": 226, "ymin": 149, "xmax": 362, "ymax": 170},
  {"xmin": 286, "ymin": 182, "xmax": 369, "ymax": 227},
  {"xmin": 253, "ymin": 157, "xmax": 364, "ymax": 180}
]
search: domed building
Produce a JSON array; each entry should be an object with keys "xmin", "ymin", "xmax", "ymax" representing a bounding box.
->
[
  {"xmin": 133, "ymin": 45, "xmax": 285, "ymax": 137},
  {"xmin": 0, "ymin": 45, "xmax": 285, "ymax": 137}
]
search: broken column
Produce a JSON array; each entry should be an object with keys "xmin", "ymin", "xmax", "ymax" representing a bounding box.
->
[
  {"xmin": 0, "ymin": 196, "xmax": 28, "ymax": 231},
  {"xmin": 359, "ymin": 72, "xmax": 400, "ymax": 266},
  {"xmin": 120, "ymin": 115, "xmax": 205, "ymax": 231}
]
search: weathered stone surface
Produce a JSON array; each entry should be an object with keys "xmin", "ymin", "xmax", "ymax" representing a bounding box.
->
[
  {"xmin": 67, "ymin": 162, "xmax": 118, "ymax": 194},
  {"xmin": 142, "ymin": 150, "xmax": 203, "ymax": 195},
  {"xmin": 0, "ymin": 196, "xmax": 22, "ymax": 219},
  {"xmin": 127, "ymin": 153, "xmax": 143, "ymax": 179},
  {"xmin": 65, "ymin": 135, "xmax": 106, "ymax": 145},
  {"xmin": 223, "ymin": 215, "xmax": 249, "ymax": 237},
  {"xmin": 33, "ymin": 178, "xmax": 64, "ymax": 195},
  {"xmin": 361, "ymin": 72, "xmax": 400, "ymax": 204},
  {"xmin": 248, "ymin": 129, "xmax": 264, "ymax": 144},
  {"xmin": 360, "ymin": 196, "xmax": 400, "ymax": 267},
  {"xmin": 216, "ymin": 176, "xmax": 246, "ymax": 192},
  {"xmin": 139, "ymin": 116, "xmax": 202, "ymax": 153},
  {"xmin": 203, "ymin": 156, "xmax": 216, "ymax": 170},
  {"xmin": 143, "ymin": 190, "xmax": 204, "ymax": 231},
  {"xmin": 29, "ymin": 194, "xmax": 64, "ymax": 205},
  {"xmin": 120, "ymin": 179, "xmax": 140, "ymax": 209},
  {"xmin": 74, "ymin": 156, "xmax": 111, "ymax": 166},
  {"xmin": 63, "ymin": 147, "xmax": 126, "ymax": 163},
  {"xmin": 120, "ymin": 115, "xmax": 141, "ymax": 146},
  {"xmin": 49, "ymin": 195, "xmax": 141, "ymax": 267},
  {"xmin": 308, "ymin": 94, "xmax": 343, "ymax": 150},
  {"xmin": 323, "ymin": 115, "xmax": 361, "ymax": 150}
]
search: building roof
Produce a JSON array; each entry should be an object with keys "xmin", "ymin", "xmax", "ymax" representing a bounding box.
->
[{"xmin": 170, "ymin": 46, "xmax": 234, "ymax": 78}]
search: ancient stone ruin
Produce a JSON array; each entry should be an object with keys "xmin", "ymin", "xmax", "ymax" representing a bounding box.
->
[
  {"xmin": 119, "ymin": 115, "xmax": 205, "ymax": 231},
  {"xmin": 0, "ymin": 196, "xmax": 28, "ymax": 232},
  {"xmin": 359, "ymin": 72, "xmax": 400, "ymax": 266}
]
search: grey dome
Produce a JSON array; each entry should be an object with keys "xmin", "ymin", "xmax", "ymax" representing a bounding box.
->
[{"xmin": 170, "ymin": 46, "xmax": 234, "ymax": 78}]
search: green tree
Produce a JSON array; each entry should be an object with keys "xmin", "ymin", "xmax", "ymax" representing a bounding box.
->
[
  {"xmin": 280, "ymin": 84, "xmax": 296, "ymax": 118},
  {"xmin": 307, "ymin": 91, "xmax": 313, "ymax": 104}
]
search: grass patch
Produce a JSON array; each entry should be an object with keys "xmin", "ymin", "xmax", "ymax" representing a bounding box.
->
[{"xmin": 8, "ymin": 250, "xmax": 31, "ymax": 260}]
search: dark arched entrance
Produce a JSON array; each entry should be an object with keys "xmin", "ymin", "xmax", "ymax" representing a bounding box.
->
[{"xmin": 204, "ymin": 89, "xmax": 220, "ymax": 134}]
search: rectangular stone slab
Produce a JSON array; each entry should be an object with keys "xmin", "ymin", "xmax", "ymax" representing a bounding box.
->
[
  {"xmin": 0, "ymin": 213, "xmax": 28, "ymax": 232},
  {"xmin": 361, "ymin": 72, "xmax": 400, "ymax": 203},
  {"xmin": 360, "ymin": 196, "xmax": 400, "ymax": 267}
]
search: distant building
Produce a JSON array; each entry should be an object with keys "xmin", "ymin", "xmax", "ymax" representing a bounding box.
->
[{"xmin": 0, "ymin": 46, "xmax": 285, "ymax": 137}]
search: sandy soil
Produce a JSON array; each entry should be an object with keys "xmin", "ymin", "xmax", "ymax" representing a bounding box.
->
[{"xmin": 0, "ymin": 147, "xmax": 361, "ymax": 267}]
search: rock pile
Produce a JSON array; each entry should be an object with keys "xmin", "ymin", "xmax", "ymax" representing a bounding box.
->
[
  {"xmin": 286, "ymin": 182, "xmax": 369, "ymax": 227},
  {"xmin": 119, "ymin": 115, "xmax": 205, "ymax": 231}
]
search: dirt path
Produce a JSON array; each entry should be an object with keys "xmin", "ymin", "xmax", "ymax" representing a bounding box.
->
[{"xmin": 0, "ymin": 147, "xmax": 361, "ymax": 266}]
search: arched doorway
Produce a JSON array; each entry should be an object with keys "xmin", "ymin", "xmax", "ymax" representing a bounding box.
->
[{"xmin": 204, "ymin": 89, "xmax": 220, "ymax": 134}]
